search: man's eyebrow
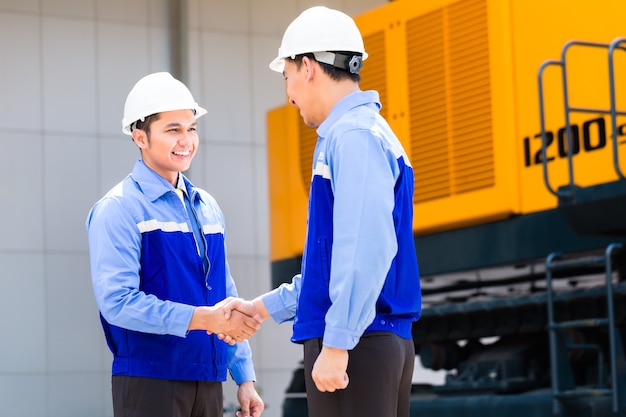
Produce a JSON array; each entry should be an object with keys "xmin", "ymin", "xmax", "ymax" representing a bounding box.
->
[{"xmin": 164, "ymin": 121, "xmax": 197, "ymax": 128}]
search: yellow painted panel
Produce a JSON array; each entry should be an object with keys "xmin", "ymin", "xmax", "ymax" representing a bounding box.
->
[
  {"xmin": 361, "ymin": 0, "xmax": 520, "ymax": 234},
  {"xmin": 511, "ymin": 0, "xmax": 626, "ymax": 213},
  {"xmin": 267, "ymin": 106, "xmax": 308, "ymax": 261}
]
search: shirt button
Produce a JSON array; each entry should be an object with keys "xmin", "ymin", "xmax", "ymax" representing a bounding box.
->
[{"xmin": 380, "ymin": 320, "xmax": 385, "ymax": 325}]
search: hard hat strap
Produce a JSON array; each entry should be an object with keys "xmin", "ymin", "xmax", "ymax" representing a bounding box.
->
[{"xmin": 313, "ymin": 51, "xmax": 363, "ymax": 74}]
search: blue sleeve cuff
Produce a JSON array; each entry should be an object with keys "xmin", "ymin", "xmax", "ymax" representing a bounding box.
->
[
  {"xmin": 170, "ymin": 304, "xmax": 196, "ymax": 337},
  {"xmin": 323, "ymin": 326, "xmax": 361, "ymax": 350},
  {"xmin": 228, "ymin": 341, "xmax": 256, "ymax": 385},
  {"xmin": 261, "ymin": 291, "xmax": 294, "ymax": 323},
  {"xmin": 260, "ymin": 277, "xmax": 301, "ymax": 323}
]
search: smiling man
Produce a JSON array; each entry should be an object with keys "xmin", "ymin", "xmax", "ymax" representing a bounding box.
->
[{"xmin": 86, "ymin": 72, "xmax": 264, "ymax": 417}]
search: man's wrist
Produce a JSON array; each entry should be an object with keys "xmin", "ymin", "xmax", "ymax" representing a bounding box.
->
[{"xmin": 252, "ymin": 297, "xmax": 270, "ymax": 321}]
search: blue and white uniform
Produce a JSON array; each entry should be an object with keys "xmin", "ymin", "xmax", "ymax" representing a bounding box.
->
[
  {"xmin": 87, "ymin": 159, "xmax": 254, "ymax": 383},
  {"xmin": 263, "ymin": 90, "xmax": 422, "ymax": 350}
]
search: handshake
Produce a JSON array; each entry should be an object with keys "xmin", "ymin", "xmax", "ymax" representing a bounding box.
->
[{"xmin": 190, "ymin": 297, "xmax": 269, "ymax": 345}]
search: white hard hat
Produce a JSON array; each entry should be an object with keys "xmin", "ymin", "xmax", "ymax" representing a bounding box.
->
[
  {"xmin": 121, "ymin": 72, "xmax": 207, "ymax": 135},
  {"xmin": 269, "ymin": 6, "xmax": 368, "ymax": 73}
]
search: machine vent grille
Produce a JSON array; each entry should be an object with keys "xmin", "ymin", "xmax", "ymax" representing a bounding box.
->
[
  {"xmin": 360, "ymin": 30, "xmax": 388, "ymax": 120},
  {"xmin": 298, "ymin": 119, "xmax": 317, "ymax": 194},
  {"xmin": 407, "ymin": 0, "xmax": 494, "ymax": 203}
]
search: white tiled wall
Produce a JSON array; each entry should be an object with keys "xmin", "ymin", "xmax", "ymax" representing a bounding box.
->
[{"xmin": 0, "ymin": 1, "xmax": 386, "ymax": 416}]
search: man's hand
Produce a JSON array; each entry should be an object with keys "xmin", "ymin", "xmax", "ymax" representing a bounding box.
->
[
  {"xmin": 222, "ymin": 297, "xmax": 269, "ymax": 323},
  {"xmin": 212, "ymin": 297, "xmax": 270, "ymax": 344},
  {"xmin": 311, "ymin": 346, "xmax": 349, "ymax": 392},
  {"xmin": 236, "ymin": 381, "xmax": 264, "ymax": 417},
  {"xmin": 188, "ymin": 297, "xmax": 261, "ymax": 345}
]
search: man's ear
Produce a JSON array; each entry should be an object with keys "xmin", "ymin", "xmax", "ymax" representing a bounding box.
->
[
  {"xmin": 301, "ymin": 56, "xmax": 316, "ymax": 82},
  {"xmin": 132, "ymin": 129, "xmax": 147, "ymax": 149}
]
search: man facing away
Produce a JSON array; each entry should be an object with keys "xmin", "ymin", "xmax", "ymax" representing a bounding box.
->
[
  {"xmin": 86, "ymin": 72, "xmax": 264, "ymax": 417},
  {"xmin": 224, "ymin": 6, "xmax": 422, "ymax": 417}
]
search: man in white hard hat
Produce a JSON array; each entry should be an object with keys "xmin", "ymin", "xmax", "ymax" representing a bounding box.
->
[
  {"xmin": 86, "ymin": 72, "xmax": 264, "ymax": 417},
  {"xmin": 223, "ymin": 6, "xmax": 422, "ymax": 417}
]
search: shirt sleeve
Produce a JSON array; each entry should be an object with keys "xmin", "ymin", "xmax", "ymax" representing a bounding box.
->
[
  {"xmin": 86, "ymin": 197, "xmax": 195, "ymax": 338},
  {"xmin": 323, "ymin": 129, "xmax": 399, "ymax": 350},
  {"xmin": 223, "ymin": 234, "xmax": 257, "ymax": 384},
  {"xmin": 227, "ymin": 341, "xmax": 256, "ymax": 384},
  {"xmin": 260, "ymin": 274, "xmax": 301, "ymax": 323}
]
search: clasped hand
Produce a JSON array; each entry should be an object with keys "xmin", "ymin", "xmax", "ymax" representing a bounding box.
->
[
  {"xmin": 189, "ymin": 297, "xmax": 268, "ymax": 345},
  {"xmin": 214, "ymin": 297, "xmax": 269, "ymax": 345}
]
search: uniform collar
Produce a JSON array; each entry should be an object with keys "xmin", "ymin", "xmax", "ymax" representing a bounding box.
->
[
  {"xmin": 130, "ymin": 159, "xmax": 198, "ymax": 203},
  {"xmin": 316, "ymin": 90, "xmax": 381, "ymax": 138}
]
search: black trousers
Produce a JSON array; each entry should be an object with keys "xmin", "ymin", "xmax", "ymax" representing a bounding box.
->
[
  {"xmin": 112, "ymin": 376, "xmax": 223, "ymax": 417},
  {"xmin": 303, "ymin": 332, "xmax": 415, "ymax": 417}
]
